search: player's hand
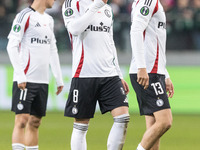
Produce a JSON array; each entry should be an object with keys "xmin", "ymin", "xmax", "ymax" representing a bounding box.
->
[
  {"xmin": 165, "ymin": 78, "xmax": 174, "ymax": 98},
  {"xmin": 102, "ymin": 0, "xmax": 108, "ymax": 3},
  {"xmin": 137, "ymin": 68, "xmax": 149, "ymax": 90},
  {"xmin": 18, "ymin": 82, "xmax": 26, "ymax": 90},
  {"xmin": 95, "ymin": 0, "xmax": 108, "ymax": 4},
  {"xmin": 56, "ymin": 86, "xmax": 64, "ymax": 95},
  {"xmin": 121, "ymin": 79, "xmax": 129, "ymax": 95}
]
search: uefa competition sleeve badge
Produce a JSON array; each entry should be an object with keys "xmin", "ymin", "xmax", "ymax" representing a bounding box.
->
[
  {"xmin": 65, "ymin": 8, "xmax": 73, "ymax": 17},
  {"xmin": 140, "ymin": 6, "xmax": 149, "ymax": 16},
  {"xmin": 13, "ymin": 24, "xmax": 21, "ymax": 32}
]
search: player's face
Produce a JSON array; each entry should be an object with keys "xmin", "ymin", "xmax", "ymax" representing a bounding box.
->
[{"xmin": 46, "ymin": 0, "xmax": 55, "ymax": 8}]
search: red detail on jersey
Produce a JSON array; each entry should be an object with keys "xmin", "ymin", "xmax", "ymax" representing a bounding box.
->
[
  {"xmin": 74, "ymin": 44, "xmax": 84, "ymax": 78},
  {"xmin": 143, "ymin": 30, "xmax": 146, "ymax": 40},
  {"xmin": 69, "ymin": 33, "xmax": 73, "ymax": 50},
  {"xmin": 24, "ymin": 53, "xmax": 30, "ymax": 74},
  {"xmin": 150, "ymin": 39, "xmax": 159, "ymax": 73},
  {"xmin": 76, "ymin": 1, "xmax": 80, "ymax": 12},
  {"xmin": 24, "ymin": 16, "xmax": 30, "ymax": 32},
  {"xmin": 136, "ymin": 0, "xmax": 140, "ymax": 5},
  {"xmin": 152, "ymin": 0, "xmax": 159, "ymax": 16}
]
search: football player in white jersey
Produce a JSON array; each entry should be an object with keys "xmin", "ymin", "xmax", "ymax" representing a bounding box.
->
[
  {"xmin": 62, "ymin": 0, "xmax": 130, "ymax": 149},
  {"xmin": 129, "ymin": 0, "xmax": 174, "ymax": 150},
  {"xmin": 7, "ymin": 0, "xmax": 64, "ymax": 149}
]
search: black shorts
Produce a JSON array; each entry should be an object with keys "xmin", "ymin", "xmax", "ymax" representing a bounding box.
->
[
  {"xmin": 65, "ymin": 76, "xmax": 129, "ymax": 119},
  {"xmin": 11, "ymin": 82, "xmax": 49, "ymax": 117},
  {"xmin": 130, "ymin": 74, "xmax": 170, "ymax": 116}
]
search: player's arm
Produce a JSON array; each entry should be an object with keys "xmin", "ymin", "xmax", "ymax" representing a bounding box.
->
[
  {"xmin": 109, "ymin": 21, "xmax": 129, "ymax": 94},
  {"xmin": 130, "ymin": 0, "xmax": 157, "ymax": 89},
  {"xmin": 49, "ymin": 18, "xmax": 64, "ymax": 95},
  {"xmin": 62, "ymin": 0, "xmax": 107, "ymax": 35},
  {"xmin": 7, "ymin": 13, "xmax": 30, "ymax": 89},
  {"xmin": 165, "ymin": 68, "xmax": 174, "ymax": 98}
]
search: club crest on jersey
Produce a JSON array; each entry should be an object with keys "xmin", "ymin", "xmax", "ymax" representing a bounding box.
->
[
  {"xmin": 65, "ymin": 8, "xmax": 73, "ymax": 17},
  {"xmin": 140, "ymin": 6, "xmax": 149, "ymax": 16},
  {"xmin": 72, "ymin": 107, "xmax": 78, "ymax": 115},
  {"xmin": 13, "ymin": 24, "xmax": 21, "ymax": 32},
  {"xmin": 156, "ymin": 99, "xmax": 164, "ymax": 107},
  {"xmin": 104, "ymin": 9, "xmax": 111, "ymax": 18},
  {"xmin": 17, "ymin": 103, "xmax": 24, "ymax": 110}
]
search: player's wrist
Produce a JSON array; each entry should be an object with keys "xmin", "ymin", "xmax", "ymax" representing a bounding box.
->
[
  {"xmin": 17, "ymin": 73, "xmax": 27, "ymax": 84},
  {"xmin": 56, "ymin": 80, "xmax": 64, "ymax": 87}
]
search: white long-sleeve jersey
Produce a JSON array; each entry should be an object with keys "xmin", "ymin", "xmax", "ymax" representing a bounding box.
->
[
  {"xmin": 62, "ymin": 0, "xmax": 123, "ymax": 78},
  {"xmin": 7, "ymin": 7, "xmax": 64, "ymax": 86},
  {"xmin": 129, "ymin": 0, "xmax": 169, "ymax": 78}
]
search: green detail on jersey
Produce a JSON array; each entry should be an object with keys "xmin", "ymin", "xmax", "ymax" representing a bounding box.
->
[
  {"xmin": 140, "ymin": 6, "xmax": 149, "ymax": 16},
  {"xmin": 13, "ymin": 24, "xmax": 21, "ymax": 32},
  {"xmin": 65, "ymin": 8, "xmax": 73, "ymax": 17}
]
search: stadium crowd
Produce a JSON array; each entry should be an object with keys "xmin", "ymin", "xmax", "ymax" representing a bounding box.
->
[{"xmin": 0, "ymin": 0, "xmax": 200, "ymax": 51}]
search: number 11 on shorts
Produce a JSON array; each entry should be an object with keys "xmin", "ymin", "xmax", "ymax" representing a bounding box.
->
[{"xmin": 19, "ymin": 88, "xmax": 28, "ymax": 101}]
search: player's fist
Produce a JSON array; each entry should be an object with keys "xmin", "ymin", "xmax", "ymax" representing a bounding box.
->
[
  {"xmin": 56, "ymin": 86, "xmax": 64, "ymax": 95},
  {"xmin": 137, "ymin": 68, "xmax": 149, "ymax": 90},
  {"xmin": 121, "ymin": 79, "xmax": 130, "ymax": 95},
  {"xmin": 165, "ymin": 78, "xmax": 174, "ymax": 98},
  {"xmin": 102, "ymin": 0, "xmax": 108, "ymax": 4},
  {"xmin": 95, "ymin": 0, "xmax": 108, "ymax": 4},
  {"xmin": 18, "ymin": 82, "xmax": 26, "ymax": 90}
]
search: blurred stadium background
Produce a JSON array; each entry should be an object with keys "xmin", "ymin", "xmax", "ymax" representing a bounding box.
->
[{"xmin": 0, "ymin": 0, "xmax": 200, "ymax": 149}]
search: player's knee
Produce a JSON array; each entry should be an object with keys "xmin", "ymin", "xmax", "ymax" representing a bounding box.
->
[
  {"xmin": 165, "ymin": 119, "xmax": 172, "ymax": 130},
  {"xmin": 28, "ymin": 117, "xmax": 41, "ymax": 129},
  {"xmin": 159, "ymin": 119, "xmax": 172, "ymax": 132},
  {"xmin": 15, "ymin": 115, "xmax": 29, "ymax": 129},
  {"xmin": 114, "ymin": 114, "xmax": 130, "ymax": 124}
]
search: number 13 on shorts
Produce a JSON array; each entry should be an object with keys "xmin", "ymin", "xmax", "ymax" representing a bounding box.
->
[{"xmin": 151, "ymin": 82, "xmax": 164, "ymax": 95}]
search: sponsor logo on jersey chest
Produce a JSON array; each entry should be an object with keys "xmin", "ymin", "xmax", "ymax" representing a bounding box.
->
[
  {"xmin": 31, "ymin": 36, "xmax": 50, "ymax": 44},
  {"xmin": 158, "ymin": 22, "xmax": 166, "ymax": 29},
  {"xmin": 85, "ymin": 22, "xmax": 110, "ymax": 33}
]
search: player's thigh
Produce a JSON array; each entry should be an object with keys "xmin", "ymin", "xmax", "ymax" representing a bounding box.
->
[
  {"xmin": 65, "ymin": 78, "xmax": 98, "ymax": 119},
  {"xmin": 153, "ymin": 109, "xmax": 173, "ymax": 125},
  {"xmin": 12, "ymin": 82, "xmax": 36, "ymax": 114},
  {"xmin": 145, "ymin": 115, "xmax": 156, "ymax": 129},
  {"xmin": 31, "ymin": 83, "xmax": 48, "ymax": 117},
  {"xmin": 130, "ymin": 74, "xmax": 170, "ymax": 115},
  {"xmin": 98, "ymin": 76, "xmax": 128, "ymax": 114}
]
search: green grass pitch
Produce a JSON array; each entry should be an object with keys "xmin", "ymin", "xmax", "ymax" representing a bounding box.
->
[
  {"xmin": 0, "ymin": 112, "xmax": 200, "ymax": 150},
  {"xmin": 0, "ymin": 66, "xmax": 200, "ymax": 149}
]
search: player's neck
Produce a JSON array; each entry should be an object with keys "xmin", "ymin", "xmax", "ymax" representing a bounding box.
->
[{"xmin": 31, "ymin": 1, "xmax": 46, "ymax": 14}]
